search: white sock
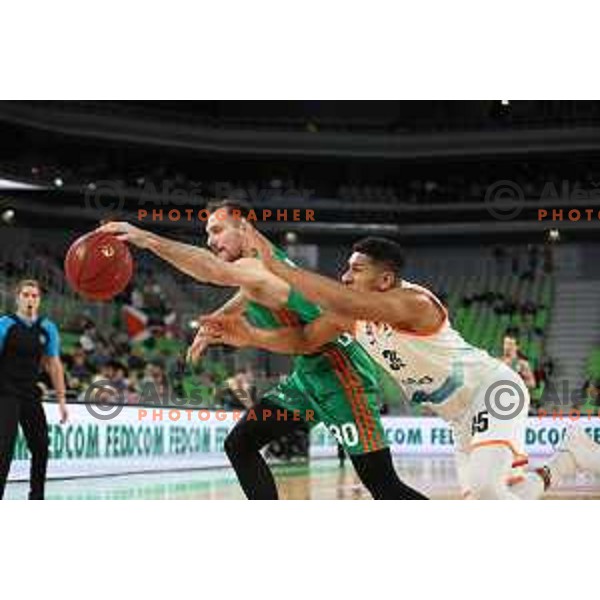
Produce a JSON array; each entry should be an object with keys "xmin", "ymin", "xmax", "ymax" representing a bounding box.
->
[
  {"xmin": 465, "ymin": 446, "xmax": 550, "ymax": 499},
  {"xmin": 509, "ymin": 472, "xmax": 545, "ymax": 499},
  {"xmin": 466, "ymin": 446, "xmax": 521, "ymax": 499},
  {"xmin": 546, "ymin": 450, "xmax": 577, "ymax": 486}
]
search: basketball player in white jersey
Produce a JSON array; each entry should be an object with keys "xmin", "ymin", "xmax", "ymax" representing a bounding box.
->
[{"xmin": 198, "ymin": 232, "xmax": 600, "ymax": 499}]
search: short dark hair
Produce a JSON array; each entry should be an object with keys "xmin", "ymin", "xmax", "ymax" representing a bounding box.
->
[
  {"xmin": 352, "ymin": 237, "xmax": 405, "ymax": 276},
  {"xmin": 15, "ymin": 279, "xmax": 42, "ymax": 296},
  {"xmin": 206, "ymin": 198, "xmax": 253, "ymax": 220}
]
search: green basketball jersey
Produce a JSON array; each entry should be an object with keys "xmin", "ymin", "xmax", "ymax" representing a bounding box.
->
[
  {"xmin": 243, "ymin": 246, "xmax": 387, "ymax": 454},
  {"xmin": 244, "ymin": 246, "xmax": 320, "ymax": 330},
  {"xmin": 243, "ymin": 245, "xmax": 368, "ymax": 368}
]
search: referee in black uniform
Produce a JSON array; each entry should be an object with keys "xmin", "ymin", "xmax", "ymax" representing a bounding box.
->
[{"xmin": 0, "ymin": 279, "xmax": 69, "ymax": 499}]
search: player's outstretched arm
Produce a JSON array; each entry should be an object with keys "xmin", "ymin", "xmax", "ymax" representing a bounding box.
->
[
  {"xmin": 200, "ymin": 312, "xmax": 350, "ymax": 355},
  {"xmin": 96, "ymin": 222, "xmax": 274, "ymax": 291},
  {"xmin": 186, "ymin": 291, "xmax": 248, "ymax": 364},
  {"xmin": 246, "ymin": 226, "xmax": 438, "ymax": 326},
  {"xmin": 258, "ymin": 252, "xmax": 439, "ymax": 329}
]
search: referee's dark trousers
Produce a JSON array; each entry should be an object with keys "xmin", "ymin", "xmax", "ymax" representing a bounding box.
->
[{"xmin": 0, "ymin": 393, "xmax": 49, "ymax": 499}]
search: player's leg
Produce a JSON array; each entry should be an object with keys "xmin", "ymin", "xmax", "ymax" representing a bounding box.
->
[
  {"xmin": 309, "ymin": 346, "xmax": 427, "ymax": 499},
  {"xmin": 0, "ymin": 398, "xmax": 21, "ymax": 499},
  {"xmin": 350, "ymin": 447, "xmax": 427, "ymax": 499},
  {"xmin": 462, "ymin": 423, "xmax": 600, "ymax": 500},
  {"xmin": 508, "ymin": 471, "xmax": 546, "ymax": 499},
  {"xmin": 468, "ymin": 399, "xmax": 600, "ymax": 499},
  {"xmin": 18, "ymin": 400, "xmax": 49, "ymax": 500},
  {"xmin": 465, "ymin": 444, "xmax": 531, "ymax": 499},
  {"xmin": 454, "ymin": 365, "xmax": 529, "ymax": 500},
  {"xmin": 224, "ymin": 396, "xmax": 306, "ymax": 500},
  {"xmin": 463, "ymin": 366, "xmax": 535, "ymax": 500},
  {"xmin": 454, "ymin": 411, "xmax": 545, "ymax": 500},
  {"xmin": 523, "ymin": 423, "xmax": 600, "ymax": 494}
]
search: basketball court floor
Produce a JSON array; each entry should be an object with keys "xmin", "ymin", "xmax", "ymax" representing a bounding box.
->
[{"xmin": 5, "ymin": 456, "xmax": 600, "ymax": 499}]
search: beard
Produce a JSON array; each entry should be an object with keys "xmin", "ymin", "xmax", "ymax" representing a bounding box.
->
[{"xmin": 217, "ymin": 246, "xmax": 243, "ymax": 262}]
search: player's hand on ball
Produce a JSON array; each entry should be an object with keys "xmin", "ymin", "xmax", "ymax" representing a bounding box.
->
[{"xmin": 97, "ymin": 221, "xmax": 152, "ymax": 249}]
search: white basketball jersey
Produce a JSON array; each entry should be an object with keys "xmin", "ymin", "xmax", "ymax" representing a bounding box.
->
[{"xmin": 354, "ymin": 281, "xmax": 500, "ymax": 420}]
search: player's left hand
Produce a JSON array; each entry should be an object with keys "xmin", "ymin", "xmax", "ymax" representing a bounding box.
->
[
  {"xmin": 199, "ymin": 314, "xmax": 254, "ymax": 348},
  {"xmin": 96, "ymin": 221, "xmax": 152, "ymax": 249}
]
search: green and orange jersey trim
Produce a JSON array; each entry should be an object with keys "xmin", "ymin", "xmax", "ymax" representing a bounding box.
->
[{"xmin": 322, "ymin": 345, "xmax": 384, "ymax": 453}]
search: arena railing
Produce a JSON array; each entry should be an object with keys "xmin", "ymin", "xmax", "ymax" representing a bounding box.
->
[{"xmin": 3, "ymin": 101, "xmax": 600, "ymax": 160}]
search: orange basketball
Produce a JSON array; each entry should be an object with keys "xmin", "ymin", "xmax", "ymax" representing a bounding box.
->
[{"xmin": 64, "ymin": 231, "xmax": 134, "ymax": 301}]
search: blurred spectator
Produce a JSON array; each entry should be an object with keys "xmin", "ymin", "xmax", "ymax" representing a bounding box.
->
[
  {"xmin": 141, "ymin": 362, "xmax": 168, "ymax": 399},
  {"xmin": 500, "ymin": 334, "xmax": 536, "ymax": 390},
  {"xmin": 80, "ymin": 323, "xmax": 98, "ymax": 353},
  {"xmin": 585, "ymin": 380, "xmax": 600, "ymax": 406},
  {"xmin": 112, "ymin": 363, "xmax": 129, "ymax": 393},
  {"xmin": 69, "ymin": 348, "xmax": 91, "ymax": 383}
]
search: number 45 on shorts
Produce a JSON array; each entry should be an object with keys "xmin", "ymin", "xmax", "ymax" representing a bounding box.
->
[{"xmin": 471, "ymin": 410, "xmax": 490, "ymax": 436}]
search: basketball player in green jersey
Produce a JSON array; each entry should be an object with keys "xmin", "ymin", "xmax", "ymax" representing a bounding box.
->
[{"xmin": 97, "ymin": 200, "xmax": 426, "ymax": 500}]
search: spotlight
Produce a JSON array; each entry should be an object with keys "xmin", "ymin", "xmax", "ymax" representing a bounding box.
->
[
  {"xmin": 285, "ymin": 231, "xmax": 298, "ymax": 245},
  {"xmin": 54, "ymin": 177, "xmax": 64, "ymax": 188},
  {"xmin": 1, "ymin": 208, "xmax": 15, "ymax": 225},
  {"xmin": 492, "ymin": 100, "xmax": 512, "ymax": 119}
]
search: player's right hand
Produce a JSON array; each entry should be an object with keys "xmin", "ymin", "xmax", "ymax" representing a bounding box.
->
[
  {"xmin": 199, "ymin": 314, "xmax": 254, "ymax": 349},
  {"xmin": 96, "ymin": 221, "xmax": 152, "ymax": 249}
]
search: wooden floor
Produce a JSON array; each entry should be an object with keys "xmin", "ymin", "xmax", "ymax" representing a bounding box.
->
[{"xmin": 5, "ymin": 456, "xmax": 600, "ymax": 499}]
